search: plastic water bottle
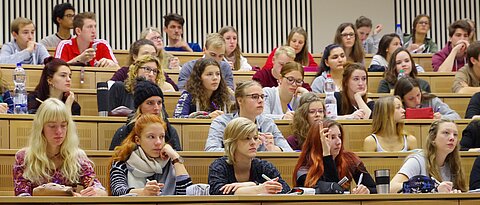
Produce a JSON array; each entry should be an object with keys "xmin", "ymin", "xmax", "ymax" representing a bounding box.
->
[
  {"xmin": 324, "ymin": 74, "xmax": 337, "ymax": 119},
  {"xmin": 397, "ymin": 69, "xmax": 406, "ymax": 80},
  {"xmin": 13, "ymin": 63, "xmax": 28, "ymax": 114},
  {"xmin": 395, "ymin": 24, "xmax": 404, "ymax": 45}
]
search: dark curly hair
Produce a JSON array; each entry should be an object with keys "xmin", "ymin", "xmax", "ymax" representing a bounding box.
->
[{"xmin": 185, "ymin": 58, "xmax": 231, "ymax": 112}]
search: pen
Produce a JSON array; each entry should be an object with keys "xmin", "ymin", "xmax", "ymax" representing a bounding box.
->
[
  {"xmin": 287, "ymin": 103, "xmax": 293, "ymax": 111},
  {"xmin": 262, "ymin": 174, "xmax": 272, "ymax": 181},
  {"xmin": 211, "ymin": 101, "xmax": 218, "ymax": 110},
  {"xmin": 431, "ymin": 177, "xmax": 441, "ymax": 185},
  {"xmin": 357, "ymin": 173, "xmax": 363, "ymax": 186}
]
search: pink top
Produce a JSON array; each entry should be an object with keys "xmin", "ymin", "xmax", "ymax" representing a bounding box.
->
[{"xmin": 13, "ymin": 149, "xmax": 104, "ymax": 196}]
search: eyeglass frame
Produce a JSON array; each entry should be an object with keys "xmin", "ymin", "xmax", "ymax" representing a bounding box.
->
[
  {"xmin": 245, "ymin": 94, "xmax": 267, "ymax": 101},
  {"xmin": 140, "ymin": 66, "xmax": 159, "ymax": 75},
  {"xmin": 283, "ymin": 76, "xmax": 304, "ymax": 86}
]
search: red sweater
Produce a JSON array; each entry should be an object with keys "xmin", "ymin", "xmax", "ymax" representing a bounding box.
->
[{"xmin": 262, "ymin": 47, "xmax": 318, "ymax": 69}]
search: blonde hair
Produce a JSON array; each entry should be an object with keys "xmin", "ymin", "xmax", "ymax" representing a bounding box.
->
[
  {"xmin": 140, "ymin": 27, "xmax": 172, "ymax": 69},
  {"xmin": 291, "ymin": 93, "xmax": 324, "ymax": 147},
  {"xmin": 274, "ymin": 46, "xmax": 295, "ymax": 59},
  {"xmin": 371, "ymin": 96, "xmax": 404, "ymax": 139},
  {"xmin": 425, "ymin": 119, "xmax": 467, "ymax": 191},
  {"xmin": 11, "ymin": 17, "xmax": 34, "ymax": 34},
  {"xmin": 223, "ymin": 117, "xmax": 258, "ymax": 165},
  {"xmin": 0, "ymin": 68, "xmax": 8, "ymax": 92},
  {"xmin": 205, "ymin": 33, "xmax": 226, "ymax": 50},
  {"xmin": 125, "ymin": 55, "xmax": 165, "ymax": 93},
  {"xmin": 22, "ymin": 98, "xmax": 88, "ymax": 184}
]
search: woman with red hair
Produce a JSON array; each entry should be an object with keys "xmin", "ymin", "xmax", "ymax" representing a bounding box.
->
[{"xmin": 293, "ymin": 119, "xmax": 376, "ymax": 193}]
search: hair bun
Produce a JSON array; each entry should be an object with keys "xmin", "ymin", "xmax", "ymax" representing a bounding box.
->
[{"xmin": 43, "ymin": 56, "xmax": 56, "ymax": 65}]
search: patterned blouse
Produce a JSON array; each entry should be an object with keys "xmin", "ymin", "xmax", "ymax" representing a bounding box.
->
[{"xmin": 13, "ymin": 149, "xmax": 105, "ymax": 196}]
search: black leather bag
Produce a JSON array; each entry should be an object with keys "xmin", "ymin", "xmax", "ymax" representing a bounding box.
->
[{"xmin": 314, "ymin": 181, "xmax": 344, "ymax": 194}]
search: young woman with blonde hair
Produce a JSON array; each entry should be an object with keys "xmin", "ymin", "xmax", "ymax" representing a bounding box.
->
[
  {"xmin": 364, "ymin": 96, "xmax": 417, "ymax": 152},
  {"xmin": 14, "ymin": 98, "xmax": 106, "ymax": 196},
  {"xmin": 208, "ymin": 117, "xmax": 290, "ymax": 195},
  {"xmin": 218, "ymin": 26, "xmax": 252, "ymax": 71},
  {"xmin": 390, "ymin": 119, "xmax": 467, "ymax": 193}
]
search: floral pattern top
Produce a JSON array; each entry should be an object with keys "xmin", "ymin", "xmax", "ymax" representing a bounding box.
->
[{"xmin": 13, "ymin": 149, "xmax": 105, "ymax": 196}]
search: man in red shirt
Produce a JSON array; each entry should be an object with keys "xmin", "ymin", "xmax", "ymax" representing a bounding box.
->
[
  {"xmin": 252, "ymin": 46, "xmax": 312, "ymax": 90},
  {"xmin": 54, "ymin": 12, "xmax": 118, "ymax": 68}
]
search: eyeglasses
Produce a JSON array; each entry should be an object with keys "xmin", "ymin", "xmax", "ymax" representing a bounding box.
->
[
  {"xmin": 308, "ymin": 108, "xmax": 324, "ymax": 115},
  {"xmin": 245, "ymin": 94, "xmax": 267, "ymax": 101},
  {"xmin": 140, "ymin": 66, "xmax": 159, "ymax": 75},
  {"xmin": 149, "ymin": 36, "xmax": 163, "ymax": 41},
  {"xmin": 341, "ymin": 33, "xmax": 355, "ymax": 38},
  {"xmin": 284, "ymin": 76, "xmax": 304, "ymax": 86},
  {"xmin": 64, "ymin": 14, "xmax": 75, "ymax": 19},
  {"xmin": 417, "ymin": 21, "xmax": 430, "ymax": 25}
]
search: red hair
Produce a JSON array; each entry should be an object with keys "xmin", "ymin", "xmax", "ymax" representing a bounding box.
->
[{"xmin": 293, "ymin": 119, "xmax": 361, "ymax": 188}]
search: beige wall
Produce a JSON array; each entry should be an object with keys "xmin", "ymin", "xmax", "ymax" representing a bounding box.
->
[{"xmin": 312, "ymin": 0, "xmax": 395, "ymax": 53}]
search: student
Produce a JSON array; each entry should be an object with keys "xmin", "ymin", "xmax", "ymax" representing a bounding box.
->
[
  {"xmin": 177, "ymin": 33, "xmax": 234, "ymax": 90},
  {"xmin": 219, "ymin": 26, "xmax": 252, "ymax": 71},
  {"xmin": 364, "ymin": 96, "xmax": 417, "ymax": 152},
  {"xmin": 109, "ymin": 79, "xmax": 181, "ymax": 151},
  {"xmin": 55, "ymin": 12, "xmax": 118, "ymax": 68},
  {"xmin": 28, "ymin": 57, "xmax": 80, "ymax": 115},
  {"xmin": 460, "ymin": 120, "xmax": 480, "ymax": 152},
  {"xmin": 355, "ymin": 16, "xmax": 383, "ymax": 54},
  {"xmin": 287, "ymin": 93, "xmax": 325, "ymax": 151},
  {"xmin": 0, "ymin": 17, "xmax": 50, "ymax": 65},
  {"xmin": 452, "ymin": 41, "xmax": 480, "ymax": 94},
  {"xmin": 163, "ymin": 13, "xmax": 201, "ymax": 52},
  {"xmin": 378, "ymin": 48, "xmax": 430, "ymax": 93},
  {"xmin": 465, "ymin": 92, "xmax": 480, "ymax": 119},
  {"xmin": 13, "ymin": 98, "xmax": 107, "ymax": 196},
  {"xmin": 140, "ymin": 27, "xmax": 179, "ymax": 71},
  {"xmin": 109, "ymin": 55, "xmax": 173, "ymax": 114},
  {"xmin": 335, "ymin": 63, "xmax": 373, "ymax": 120},
  {"xmin": 294, "ymin": 120, "xmax": 376, "ymax": 194},
  {"xmin": 403, "ymin": 14, "xmax": 439, "ymax": 53},
  {"xmin": 390, "ymin": 119, "xmax": 467, "ymax": 193},
  {"xmin": 368, "ymin": 33, "xmax": 402, "ymax": 72},
  {"xmin": 204, "ymin": 81, "xmax": 293, "ymax": 152},
  {"xmin": 394, "ymin": 77, "xmax": 460, "ymax": 120},
  {"xmin": 311, "ymin": 44, "xmax": 346, "ymax": 93},
  {"xmin": 109, "ymin": 114, "xmax": 192, "ymax": 196},
  {"xmin": 109, "ymin": 39, "xmax": 178, "ymax": 91},
  {"xmin": 174, "ymin": 58, "xmax": 231, "ymax": 118},
  {"xmin": 263, "ymin": 27, "xmax": 318, "ymax": 69},
  {"xmin": 262, "ymin": 62, "xmax": 308, "ymax": 120},
  {"xmin": 0, "ymin": 69, "xmax": 13, "ymax": 113},
  {"xmin": 208, "ymin": 117, "xmax": 290, "ymax": 195},
  {"xmin": 433, "ymin": 20, "xmax": 472, "ymax": 72},
  {"xmin": 470, "ymin": 156, "xmax": 480, "ymax": 190},
  {"xmin": 40, "ymin": 3, "xmax": 75, "ymax": 48},
  {"xmin": 333, "ymin": 23, "xmax": 365, "ymax": 63},
  {"xmin": 465, "ymin": 19, "xmax": 477, "ymax": 43}
]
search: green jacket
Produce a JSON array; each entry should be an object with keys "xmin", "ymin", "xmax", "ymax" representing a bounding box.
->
[{"xmin": 403, "ymin": 34, "xmax": 438, "ymax": 53}]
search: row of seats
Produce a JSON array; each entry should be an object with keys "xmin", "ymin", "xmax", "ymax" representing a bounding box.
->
[
  {"xmin": 0, "ymin": 149, "xmax": 478, "ymax": 195},
  {"xmin": 0, "ymin": 115, "xmax": 471, "ymax": 151}
]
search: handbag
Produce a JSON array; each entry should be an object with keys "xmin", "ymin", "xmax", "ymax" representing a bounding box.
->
[
  {"xmin": 32, "ymin": 183, "xmax": 75, "ymax": 196},
  {"xmin": 314, "ymin": 181, "xmax": 344, "ymax": 194},
  {"xmin": 405, "ymin": 107, "xmax": 433, "ymax": 119},
  {"xmin": 401, "ymin": 175, "xmax": 437, "ymax": 193}
]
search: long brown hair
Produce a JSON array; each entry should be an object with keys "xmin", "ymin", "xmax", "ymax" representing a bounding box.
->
[
  {"xmin": 293, "ymin": 119, "xmax": 360, "ymax": 188},
  {"xmin": 371, "ymin": 96, "xmax": 405, "ymax": 140},
  {"xmin": 219, "ymin": 26, "xmax": 243, "ymax": 70},
  {"xmin": 411, "ymin": 15, "xmax": 431, "ymax": 43},
  {"xmin": 341, "ymin": 62, "xmax": 368, "ymax": 115},
  {"xmin": 385, "ymin": 48, "xmax": 418, "ymax": 85},
  {"xmin": 291, "ymin": 93, "xmax": 324, "ymax": 148},
  {"xmin": 285, "ymin": 27, "xmax": 310, "ymax": 66},
  {"xmin": 425, "ymin": 119, "xmax": 467, "ymax": 191},
  {"xmin": 333, "ymin": 23, "xmax": 365, "ymax": 63}
]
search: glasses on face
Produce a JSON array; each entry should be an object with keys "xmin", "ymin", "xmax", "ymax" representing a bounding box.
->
[
  {"xmin": 149, "ymin": 36, "xmax": 162, "ymax": 41},
  {"xmin": 308, "ymin": 108, "xmax": 324, "ymax": 115},
  {"xmin": 284, "ymin": 76, "xmax": 304, "ymax": 86},
  {"xmin": 341, "ymin": 33, "xmax": 355, "ymax": 38},
  {"xmin": 417, "ymin": 21, "xmax": 429, "ymax": 25},
  {"xmin": 245, "ymin": 94, "xmax": 267, "ymax": 101},
  {"xmin": 140, "ymin": 66, "xmax": 159, "ymax": 75},
  {"xmin": 64, "ymin": 14, "xmax": 75, "ymax": 19}
]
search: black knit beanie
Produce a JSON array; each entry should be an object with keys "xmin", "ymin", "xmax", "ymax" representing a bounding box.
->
[{"xmin": 134, "ymin": 78, "xmax": 164, "ymax": 109}]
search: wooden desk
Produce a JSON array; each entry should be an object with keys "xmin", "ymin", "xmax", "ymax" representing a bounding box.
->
[
  {"xmin": 0, "ymin": 149, "xmax": 479, "ymax": 197},
  {"xmin": 368, "ymin": 72, "xmax": 456, "ymax": 93}
]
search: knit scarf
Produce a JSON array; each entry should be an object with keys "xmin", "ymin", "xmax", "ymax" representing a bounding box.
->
[{"xmin": 126, "ymin": 146, "xmax": 168, "ymax": 189}]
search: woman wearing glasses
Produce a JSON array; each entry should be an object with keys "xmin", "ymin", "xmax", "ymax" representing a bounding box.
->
[
  {"xmin": 403, "ymin": 15, "xmax": 438, "ymax": 53},
  {"xmin": 173, "ymin": 58, "xmax": 231, "ymax": 119},
  {"xmin": 205, "ymin": 81, "xmax": 293, "ymax": 152},
  {"xmin": 262, "ymin": 62, "xmax": 308, "ymax": 120},
  {"xmin": 109, "ymin": 55, "xmax": 174, "ymax": 115},
  {"xmin": 311, "ymin": 44, "xmax": 346, "ymax": 93},
  {"xmin": 333, "ymin": 23, "xmax": 365, "ymax": 64}
]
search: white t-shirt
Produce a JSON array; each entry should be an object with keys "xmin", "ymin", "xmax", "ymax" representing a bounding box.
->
[{"xmin": 398, "ymin": 151, "xmax": 452, "ymax": 181}]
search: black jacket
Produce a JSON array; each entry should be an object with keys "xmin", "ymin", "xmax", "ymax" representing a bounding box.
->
[{"xmin": 460, "ymin": 120, "xmax": 480, "ymax": 151}]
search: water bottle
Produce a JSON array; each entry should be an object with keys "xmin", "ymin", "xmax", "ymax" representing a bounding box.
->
[
  {"xmin": 395, "ymin": 24, "xmax": 404, "ymax": 45},
  {"xmin": 397, "ymin": 69, "xmax": 406, "ymax": 80},
  {"xmin": 324, "ymin": 74, "xmax": 337, "ymax": 119},
  {"xmin": 13, "ymin": 63, "xmax": 28, "ymax": 114}
]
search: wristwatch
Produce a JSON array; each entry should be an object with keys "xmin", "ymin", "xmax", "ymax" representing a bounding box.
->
[{"xmin": 171, "ymin": 156, "xmax": 184, "ymax": 165}]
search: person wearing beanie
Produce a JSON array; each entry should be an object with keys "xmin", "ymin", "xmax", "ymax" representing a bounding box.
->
[
  {"xmin": 109, "ymin": 79, "xmax": 181, "ymax": 151},
  {"xmin": 108, "ymin": 55, "xmax": 174, "ymax": 115}
]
